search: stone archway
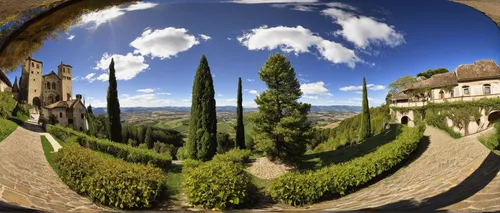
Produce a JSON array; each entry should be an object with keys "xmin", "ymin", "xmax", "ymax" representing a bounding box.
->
[
  {"xmin": 487, "ymin": 111, "xmax": 500, "ymax": 126},
  {"xmin": 48, "ymin": 95, "xmax": 54, "ymax": 104},
  {"xmin": 401, "ymin": 116, "xmax": 409, "ymax": 125},
  {"xmin": 32, "ymin": 97, "xmax": 41, "ymax": 109}
]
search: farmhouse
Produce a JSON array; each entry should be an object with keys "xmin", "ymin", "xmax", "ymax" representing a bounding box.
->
[{"xmin": 391, "ymin": 59, "xmax": 500, "ymax": 135}]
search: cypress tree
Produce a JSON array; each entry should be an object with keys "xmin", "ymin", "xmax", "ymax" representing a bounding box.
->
[
  {"xmin": 187, "ymin": 55, "xmax": 217, "ymax": 161},
  {"xmin": 86, "ymin": 105, "xmax": 96, "ymax": 136},
  {"xmin": 137, "ymin": 126, "xmax": 145, "ymax": 144},
  {"xmin": 235, "ymin": 77, "xmax": 245, "ymax": 149},
  {"xmin": 252, "ymin": 53, "xmax": 312, "ymax": 163},
  {"xmin": 358, "ymin": 77, "xmax": 371, "ymax": 142},
  {"xmin": 107, "ymin": 58, "xmax": 122, "ymax": 142},
  {"xmin": 145, "ymin": 127, "xmax": 153, "ymax": 149}
]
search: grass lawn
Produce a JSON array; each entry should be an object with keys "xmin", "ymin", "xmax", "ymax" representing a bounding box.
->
[
  {"xmin": 165, "ymin": 164, "xmax": 182, "ymax": 201},
  {"xmin": 0, "ymin": 118, "xmax": 18, "ymax": 142},
  {"xmin": 298, "ymin": 125, "xmax": 403, "ymax": 170},
  {"xmin": 41, "ymin": 136, "xmax": 60, "ymax": 175}
]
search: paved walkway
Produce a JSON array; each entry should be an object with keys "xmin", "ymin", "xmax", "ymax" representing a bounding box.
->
[
  {"xmin": 301, "ymin": 126, "xmax": 500, "ymax": 212},
  {"xmin": 0, "ymin": 125, "xmax": 105, "ymax": 212}
]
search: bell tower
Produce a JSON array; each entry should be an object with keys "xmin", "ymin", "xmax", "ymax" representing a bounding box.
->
[
  {"xmin": 58, "ymin": 61, "xmax": 73, "ymax": 101},
  {"xmin": 22, "ymin": 57, "xmax": 43, "ymax": 107}
]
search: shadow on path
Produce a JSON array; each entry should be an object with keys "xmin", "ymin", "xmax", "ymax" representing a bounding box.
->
[
  {"xmin": 366, "ymin": 152, "xmax": 500, "ymax": 211},
  {"xmin": 19, "ymin": 121, "xmax": 44, "ymax": 133},
  {"xmin": 0, "ymin": 200, "xmax": 45, "ymax": 212}
]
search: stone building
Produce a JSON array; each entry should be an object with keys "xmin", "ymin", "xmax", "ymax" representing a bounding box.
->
[
  {"xmin": 17, "ymin": 57, "xmax": 72, "ymax": 108},
  {"xmin": 391, "ymin": 59, "xmax": 500, "ymax": 135},
  {"xmin": 42, "ymin": 94, "xmax": 88, "ymax": 132},
  {"xmin": 0, "ymin": 70, "xmax": 12, "ymax": 92}
]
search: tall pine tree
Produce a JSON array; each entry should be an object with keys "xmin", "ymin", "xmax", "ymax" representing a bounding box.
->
[
  {"xmin": 252, "ymin": 53, "xmax": 312, "ymax": 163},
  {"xmin": 107, "ymin": 58, "xmax": 122, "ymax": 142},
  {"xmin": 235, "ymin": 77, "xmax": 245, "ymax": 149},
  {"xmin": 187, "ymin": 55, "xmax": 217, "ymax": 161},
  {"xmin": 145, "ymin": 127, "xmax": 153, "ymax": 149},
  {"xmin": 86, "ymin": 105, "xmax": 96, "ymax": 136},
  {"xmin": 358, "ymin": 77, "xmax": 371, "ymax": 142}
]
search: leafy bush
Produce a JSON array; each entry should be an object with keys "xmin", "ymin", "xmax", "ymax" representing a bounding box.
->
[
  {"xmin": 153, "ymin": 141, "xmax": 177, "ymax": 159},
  {"xmin": 47, "ymin": 125, "xmax": 172, "ymax": 171},
  {"xmin": 212, "ymin": 148, "xmax": 251, "ymax": 164},
  {"xmin": 54, "ymin": 146, "xmax": 167, "ymax": 209},
  {"xmin": 270, "ymin": 123, "xmax": 425, "ymax": 206},
  {"xmin": 0, "ymin": 92, "xmax": 17, "ymax": 118},
  {"xmin": 0, "ymin": 118, "xmax": 17, "ymax": 141},
  {"xmin": 183, "ymin": 160, "xmax": 253, "ymax": 210},
  {"xmin": 176, "ymin": 146, "xmax": 190, "ymax": 160}
]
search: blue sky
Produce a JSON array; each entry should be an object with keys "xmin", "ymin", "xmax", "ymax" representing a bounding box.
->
[{"xmin": 7, "ymin": 0, "xmax": 500, "ymax": 107}]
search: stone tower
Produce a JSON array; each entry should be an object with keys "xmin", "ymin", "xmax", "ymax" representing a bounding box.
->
[
  {"xmin": 58, "ymin": 62, "xmax": 72, "ymax": 101},
  {"xmin": 21, "ymin": 57, "xmax": 43, "ymax": 107}
]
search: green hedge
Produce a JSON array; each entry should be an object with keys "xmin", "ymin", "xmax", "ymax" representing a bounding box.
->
[
  {"xmin": 47, "ymin": 125, "xmax": 172, "ymax": 171},
  {"xmin": 479, "ymin": 122, "xmax": 500, "ymax": 150},
  {"xmin": 54, "ymin": 146, "xmax": 167, "ymax": 209},
  {"xmin": 0, "ymin": 118, "xmax": 17, "ymax": 142},
  {"xmin": 269, "ymin": 123, "xmax": 426, "ymax": 206},
  {"xmin": 183, "ymin": 160, "xmax": 253, "ymax": 210},
  {"xmin": 212, "ymin": 148, "xmax": 251, "ymax": 164}
]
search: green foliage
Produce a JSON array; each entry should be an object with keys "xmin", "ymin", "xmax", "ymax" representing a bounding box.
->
[
  {"xmin": 86, "ymin": 106, "xmax": 96, "ymax": 137},
  {"xmin": 0, "ymin": 91, "xmax": 17, "ymax": 118},
  {"xmin": 138, "ymin": 143, "xmax": 148, "ymax": 149},
  {"xmin": 212, "ymin": 148, "xmax": 252, "ymax": 164},
  {"xmin": 478, "ymin": 122, "xmax": 500, "ymax": 150},
  {"xmin": 416, "ymin": 68, "xmax": 449, "ymax": 79},
  {"xmin": 313, "ymin": 105, "xmax": 389, "ymax": 152},
  {"xmin": 251, "ymin": 53, "xmax": 312, "ymax": 163},
  {"xmin": 388, "ymin": 76, "xmax": 416, "ymax": 94},
  {"xmin": 270, "ymin": 123, "xmax": 426, "ymax": 206},
  {"xmin": 122, "ymin": 123, "xmax": 184, "ymax": 147},
  {"xmin": 176, "ymin": 146, "xmax": 190, "ymax": 160},
  {"xmin": 47, "ymin": 125, "xmax": 172, "ymax": 171},
  {"xmin": 358, "ymin": 77, "xmax": 371, "ymax": 142},
  {"xmin": 236, "ymin": 77, "xmax": 245, "ymax": 149},
  {"xmin": 145, "ymin": 127, "xmax": 153, "ymax": 149},
  {"xmin": 54, "ymin": 146, "xmax": 167, "ymax": 209},
  {"xmin": 187, "ymin": 55, "xmax": 218, "ymax": 161},
  {"xmin": 216, "ymin": 132, "xmax": 234, "ymax": 154},
  {"xmin": 94, "ymin": 115, "xmax": 110, "ymax": 139},
  {"xmin": 153, "ymin": 141, "xmax": 177, "ymax": 159},
  {"xmin": 107, "ymin": 58, "xmax": 122, "ymax": 142},
  {"xmin": 0, "ymin": 118, "xmax": 17, "ymax": 142},
  {"xmin": 183, "ymin": 160, "xmax": 253, "ymax": 210}
]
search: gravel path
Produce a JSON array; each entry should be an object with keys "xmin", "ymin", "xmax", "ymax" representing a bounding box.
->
[
  {"xmin": 247, "ymin": 157, "xmax": 293, "ymax": 180},
  {"xmin": 298, "ymin": 126, "xmax": 500, "ymax": 212},
  {"xmin": 0, "ymin": 125, "xmax": 105, "ymax": 212}
]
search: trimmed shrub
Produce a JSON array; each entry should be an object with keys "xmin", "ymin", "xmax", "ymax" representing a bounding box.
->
[
  {"xmin": 0, "ymin": 118, "xmax": 17, "ymax": 141},
  {"xmin": 183, "ymin": 160, "xmax": 253, "ymax": 210},
  {"xmin": 270, "ymin": 123, "xmax": 426, "ymax": 206},
  {"xmin": 176, "ymin": 146, "xmax": 190, "ymax": 160},
  {"xmin": 212, "ymin": 148, "xmax": 251, "ymax": 164},
  {"xmin": 47, "ymin": 125, "xmax": 172, "ymax": 171},
  {"xmin": 54, "ymin": 146, "xmax": 167, "ymax": 209}
]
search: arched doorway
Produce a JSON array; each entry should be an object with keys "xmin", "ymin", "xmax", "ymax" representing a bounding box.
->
[
  {"xmin": 488, "ymin": 111, "xmax": 500, "ymax": 126},
  {"xmin": 32, "ymin": 97, "xmax": 41, "ymax": 109},
  {"xmin": 48, "ymin": 95, "xmax": 54, "ymax": 104},
  {"xmin": 401, "ymin": 116, "xmax": 409, "ymax": 125}
]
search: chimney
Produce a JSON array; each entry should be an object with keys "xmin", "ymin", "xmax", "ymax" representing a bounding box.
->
[{"xmin": 76, "ymin": 94, "xmax": 82, "ymax": 101}]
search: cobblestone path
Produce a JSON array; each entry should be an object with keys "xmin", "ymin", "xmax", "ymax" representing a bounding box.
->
[
  {"xmin": 0, "ymin": 125, "xmax": 105, "ymax": 212},
  {"xmin": 306, "ymin": 126, "xmax": 500, "ymax": 212}
]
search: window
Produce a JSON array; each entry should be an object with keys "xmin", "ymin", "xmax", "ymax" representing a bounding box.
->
[
  {"xmin": 59, "ymin": 112, "xmax": 63, "ymax": 118},
  {"xmin": 46, "ymin": 82, "xmax": 50, "ymax": 89},
  {"xmin": 34, "ymin": 89, "xmax": 36, "ymax": 92},
  {"xmin": 31, "ymin": 71, "xmax": 33, "ymax": 74},
  {"xmin": 52, "ymin": 82, "xmax": 56, "ymax": 90},
  {"xmin": 484, "ymin": 84, "xmax": 491, "ymax": 95},
  {"xmin": 451, "ymin": 90, "xmax": 454, "ymax": 97},
  {"xmin": 36, "ymin": 64, "xmax": 39, "ymax": 69},
  {"xmin": 463, "ymin": 86, "xmax": 470, "ymax": 95},
  {"xmin": 68, "ymin": 119, "xmax": 73, "ymax": 124},
  {"xmin": 439, "ymin": 90, "xmax": 444, "ymax": 99},
  {"xmin": 81, "ymin": 113, "xmax": 84, "ymax": 119},
  {"xmin": 31, "ymin": 62, "xmax": 34, "ymax": 67}
]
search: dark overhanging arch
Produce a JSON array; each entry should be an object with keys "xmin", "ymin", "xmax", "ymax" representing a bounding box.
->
[
  {"xmin": 487, "ymin": 111, "xmax": 500, "ymax": 125},
  {"xmin": 401, "ymin": 116, "xmax": 409, "ymax": 125}
]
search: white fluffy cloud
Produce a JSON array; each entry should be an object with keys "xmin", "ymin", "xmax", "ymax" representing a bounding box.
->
[
  {"xmin": 85, "ymin": 73, "xmax": 96, "ymax": 83},
  {"xmin": 247, "ymin": 79, "xmax": 255, "ymax": 82},
  {"xmin": 67, "ymin": 35, "xmax": 75, "ymax": 40},
  {"xmin": 248, "ymin": 90, "xmax": 258, "ymax": 95},
  {"xmin": 237, "ymin": 25, "xmax": 360, "ymax": 68},
  {"xmin": 321, "ymin": 7, "xmax": 405, "ymax": 49},
  {"xmin": 130, "ymin": 27, "xmax": 200, "ymax": 59},
  {"xmin": 232, "ymin": 0, "xmax": 318, "ymax": 4},
  {"xmin": 137, "ymin": 88, "xmax": 155, "ymax": 93},
  {"xmin": 97, "ymin": 74, "xmax": 109, "ymax": 82},
  {"xmin": 300, "ymin": 81, "xmax": 332, "ymax": 96},
  {"xmin": 199, "ymin": 34, "xmax": 212, "ymax": 41},
  {"xmin": 339, "ymin": 84, "xmax": 386, "ymax": 91},
  {"xmin": 94, "ymin": 52, "xmax": 149, "ymax": 81},
  {"xmin": 79, "ymin": 2, "xmax": 158, "ymax": 29},
  {"xmin": 157, "ymin": 92, "xmax": 172, "ymax": 95}
]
